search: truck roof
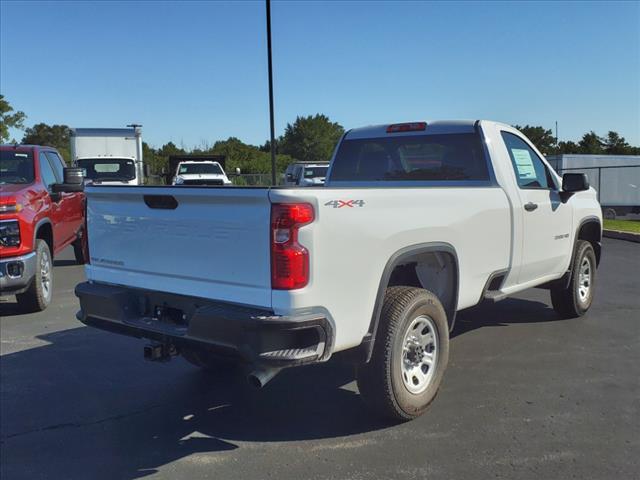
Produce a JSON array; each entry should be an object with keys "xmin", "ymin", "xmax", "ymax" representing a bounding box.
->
[
  {"xmin": 70, "ymin": 128, "xmax": 140, "ymax": 137},
  {"xmin": 344, "ymin": 120, "xmax": 507, "ymax": 139},
  {"xmin": 178, "ymin": 160, "xmax": 220, "ymax": 164},
  {"xmin": 0, "ymin": 144, "xmax": 58, "ymax": 152}
]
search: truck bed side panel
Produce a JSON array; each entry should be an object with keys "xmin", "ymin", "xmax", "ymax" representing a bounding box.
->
[{"xmin": 270, "ymin": 187, "xmax": 511, "ymax": 352}]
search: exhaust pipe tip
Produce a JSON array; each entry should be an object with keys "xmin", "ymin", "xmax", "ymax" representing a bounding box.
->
[{"xmin": 247, "ymin": 366, "xmax": 282, "ymax": 389}]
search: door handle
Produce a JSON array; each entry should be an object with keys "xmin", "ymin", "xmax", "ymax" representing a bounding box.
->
[{"xmin": 524, "ymin": 202, "xmax": 538, "ymax": 212}]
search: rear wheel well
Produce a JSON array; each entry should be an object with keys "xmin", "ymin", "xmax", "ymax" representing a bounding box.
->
[
  {"xmin": 387, "ymin": 251, "xmax": 458, "ymax": 329},
  {"xmin": 35, "ymin": 222, "xmax": 53, "ymax": 258},
  {"xmin": 346, "ymin": 245, "xmax": 459, "ymax": 365},
  {"xmin": 577, "ymin": 220, "xmax": 601, "ymax": 266}
]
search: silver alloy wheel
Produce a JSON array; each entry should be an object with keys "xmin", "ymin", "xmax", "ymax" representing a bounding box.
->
[
  {"xmin": 577, "ymin": 255, "xmax": 592, "ymax": 303},
  {"xmin": 401, "ymin": 315, "xmax": 439, "ymax": 395},
  {"xmin": 40, "ymin": 249, "xmax": 52, "ymax": 301}
]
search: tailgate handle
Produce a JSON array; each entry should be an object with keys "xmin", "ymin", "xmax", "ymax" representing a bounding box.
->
[{"xmin": 144, "ymin": 195, "xmax": 178, "ymax": 210}]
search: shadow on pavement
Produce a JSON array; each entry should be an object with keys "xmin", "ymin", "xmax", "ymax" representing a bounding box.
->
[
  {"xmin": 0, "ymin": 300, "xmax": 25, "ymax": 317},
  {"xmin": 53, "ymin": 259, "xmax": 80, "ymax": 267},
  {"xmin": 1, "ymin": 296, "xmax": 562, "ymax": 479},
  {"xmin": 452, "ymin": 296, "xmax": 564, "ymax": 337}
]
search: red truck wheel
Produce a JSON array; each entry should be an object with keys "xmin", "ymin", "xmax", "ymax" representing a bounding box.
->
[{"xmin": 16, "ymin": 240, "xmax": 53, "ymax": 312}]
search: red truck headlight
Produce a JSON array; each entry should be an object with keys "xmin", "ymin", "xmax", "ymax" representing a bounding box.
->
[
  {"xmin": 0, "ymin": 220, "xmax": 21, "ymax": 247},
  {"xmin": 270, "ymin": 203, "xmax": 314, "ymax": 290}
]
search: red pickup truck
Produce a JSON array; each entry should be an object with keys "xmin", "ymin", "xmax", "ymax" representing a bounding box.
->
[{"xmin": 1, "ymin": 145, "xmax": 85, "ymax": 311}]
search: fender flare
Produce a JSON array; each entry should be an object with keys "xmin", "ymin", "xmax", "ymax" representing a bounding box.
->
[
  {"xmin": 33, "ymin": 217, "xmax": 53, "ymax": 253},
  {"xmin": 361, "ymin": 242, "xmax": 459, "ymax": 363},
  {"xmin": 558, "ymin": 216, "xmax": 602, "ymax": 289}
]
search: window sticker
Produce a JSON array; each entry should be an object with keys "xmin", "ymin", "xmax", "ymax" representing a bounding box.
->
[{"xmin": 511, "ymin": 148, "xmax": 536, "ymax": 179}]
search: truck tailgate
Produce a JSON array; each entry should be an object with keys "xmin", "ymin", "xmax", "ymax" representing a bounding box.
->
[{"xmin": 84, "ymin": 186, "xmax": 272, "ymax": 308}]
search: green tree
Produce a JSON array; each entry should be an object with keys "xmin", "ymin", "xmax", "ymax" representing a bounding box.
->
[
  {"xmin": 602, "ymin": 131, "xmax": 632, "ymax": 155},
  {"xmin": 280, "ymin": 114, "xmax": 344, "ymax": 163},
  {"xmin": 514, "ymin": 125, "xmax": 557, "ymax": 155},
  {"xmin": 22, "ymin": 123, "xmax": 71, "ymax": 162},
  {"xmin": 557, "ymin": 140, "xmax": 580, "ymax": 154},
  {"xmin": 211, "ymin": 137, "xmax": 292, "ymax": 175},
  {"xmin": 578, "ymin": 131, "xmax": 604, "ymax": 154},
  {"xmin": 157, "ymin": 141, "xmax": 186, "ymax": 158},
  {"xmin": 0, "ymin": 95, "xmax": 27, "ymax": 142}
]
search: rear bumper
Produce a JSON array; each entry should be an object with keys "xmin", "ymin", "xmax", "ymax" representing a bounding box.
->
[
  {"xmin": 75, "ymin": 281, "xmax": 332, "ymax": 366},
  {"xmin": 0, "ymin": 252, "xmax": 36, "ymax": 296}
]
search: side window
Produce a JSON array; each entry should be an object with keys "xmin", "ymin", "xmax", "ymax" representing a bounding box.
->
[
  {"xmin": 501, "ymin": 132, "xmax": 554, "ymax": 189},
  {"xmin": 38, "ymin": 152, "xmax": 58, "ymax": 190},
  {"xmin": 45, "ymin": 152, "xmax": 65, "ymax": 182}
]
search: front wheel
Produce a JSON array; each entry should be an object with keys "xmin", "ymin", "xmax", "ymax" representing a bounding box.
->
[
  {"xmin": 16, "ymin": 239, "xmax": 53, "ymax": 312},
  {"xmin": 551, "ymin": 240, "xmax": 597, "ymax": 318},
  {"xmin": 357, "ymin": 286, "xmax": 450, "ymax": 421}
]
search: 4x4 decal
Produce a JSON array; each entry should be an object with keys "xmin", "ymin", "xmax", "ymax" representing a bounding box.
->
[{"xmin": 324, "ymin": 200, "xmax": 365, "ymax": 208}]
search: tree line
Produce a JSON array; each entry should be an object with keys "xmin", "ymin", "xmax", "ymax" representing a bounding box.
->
[
  {"xmin": 514, "ymin": 125, "xmax": 640, "ymax": 156},
  {"xmin": 2, "ymin": 95, "xmax": 638, "ymax": 175}
]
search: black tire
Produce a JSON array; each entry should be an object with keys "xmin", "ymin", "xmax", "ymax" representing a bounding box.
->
[
  {"xmin": 357, "ymin": 286, "xmax": 450, "ymax": 421},
  {"xmin": 16, "ymin": 239, "xmax": 53, "ymax": 312},
  {"xmin": 181, "ymin": 348, "xmax": 237, "ymax": 374},
  {"xmin": 603, "ymin": 208, "xmax": 616, "ymax": 220},
  {"xmin": 551, "ymin": 240, "xmax": 597, "ymax": 318},
  {"xmin": 73, "ymin": 237, "xmax": 86, "ymax": 265}
]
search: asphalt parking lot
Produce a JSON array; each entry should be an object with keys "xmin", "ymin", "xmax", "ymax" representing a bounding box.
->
[{"xmin": 1, "ymin": 238, "xmax": 638, "ymax": 479}]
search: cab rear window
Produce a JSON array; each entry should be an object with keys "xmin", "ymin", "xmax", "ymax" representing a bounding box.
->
[{"xmin": 330, "ymin": 133, "xmax": 489, "ymax": 183}]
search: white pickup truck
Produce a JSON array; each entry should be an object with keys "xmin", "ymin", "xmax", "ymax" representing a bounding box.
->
[
  {"xmin": 172, "ymin": 160, "xmax": 232, "ymax": 186},
  {"xmin": 75, "ymin": 120, "xmax": 602, "ymax": 420}
]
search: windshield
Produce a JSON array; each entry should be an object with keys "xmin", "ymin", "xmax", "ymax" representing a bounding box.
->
[
  {"xmin": 304, "ymin": 166, "xmax": 328, "ymax": 178},
  {"xmin": 178, "ymin": 163, "xmax": 223, "ymax": 175},
  {"xmin": 78, "ymin": 158, "xmax": 136, "ymax": 182},
  {"xmin": 0, "ymin": 150, "xmax": 35, "ymax": 184},
  {"xmin": 330, "ymin": 133, "xmax": 489, "ymax": 182}
]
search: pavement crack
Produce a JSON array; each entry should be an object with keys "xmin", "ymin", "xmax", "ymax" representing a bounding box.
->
[{"xmin": 1, "ymin": 403, "xmax": 163, "ymax": 442}]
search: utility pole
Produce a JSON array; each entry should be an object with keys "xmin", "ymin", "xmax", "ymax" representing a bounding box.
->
[
  {"xmin": 555, "ymin": 121, "xmax": 559, "ymax": 147},
  {"xmin": 266, "ymin": 0, "xmax": 277, "ymax": 185}
]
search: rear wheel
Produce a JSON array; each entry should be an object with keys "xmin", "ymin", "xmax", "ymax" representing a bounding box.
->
[
  {"xmin": 357, "ymin": 286, "xmax": 449, "ymax": 421},
  {"xmin": 16, "ymin": 240, "xmax": 53, "ymax": 312},
  {"xmin": 72, "ymin": 233, "xmax": 86, "ymax": 265},
  {"xmin": 551, "ymin": 240, "xmax": 596, "ymax": 318}
]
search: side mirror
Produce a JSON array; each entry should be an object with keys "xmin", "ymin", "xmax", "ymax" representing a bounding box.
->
[
  {"xmin": 143, "ymin": 164, "xmax": 149, "ymax": 177},
  {"xmin": 562, "ymin": 173, "xmax": 589, "ymax": 192},
  {"xmin": 52, "ymin": 167, "xmax": 85, "ymax": 193}
]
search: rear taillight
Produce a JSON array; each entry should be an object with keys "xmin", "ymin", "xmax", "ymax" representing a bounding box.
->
[{"xmin": 271, "ymin": 203, "xmax": 314, "ymax": 290}]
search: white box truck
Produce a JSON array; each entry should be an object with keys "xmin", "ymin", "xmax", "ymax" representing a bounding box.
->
[
  {"xmin": 70, "ymin": 126, "xmax": 145, "ymax": 185},
  {"xmin": 547, "ymin": 154, "xmax": 640, "ymax": 218}
]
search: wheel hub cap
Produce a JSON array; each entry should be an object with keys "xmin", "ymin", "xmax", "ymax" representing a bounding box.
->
[
  {"xmin": 401, "ymin": 315, "xmax": 439, "ymax": 395},
  {"xmin": 578, "ymin": 256, "xmax": 592, "ymax": 302},
  {"xmin": 41, "ymin": 251, "xmax": 51, "ymax": 300}
]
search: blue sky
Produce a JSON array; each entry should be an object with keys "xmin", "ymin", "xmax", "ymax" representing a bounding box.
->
[{"xmin": 1, "ymin": 0, "xmax": 638, "ymax": 147}]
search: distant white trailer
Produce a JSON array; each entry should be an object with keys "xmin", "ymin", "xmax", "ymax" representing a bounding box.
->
[
  {"xmin": 70, "ymin": 126, "xmax": 145, "ymax": 185},
  {"xmin": 547, "ymin": 154, "xmax": 640, "ymax": 218}
]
